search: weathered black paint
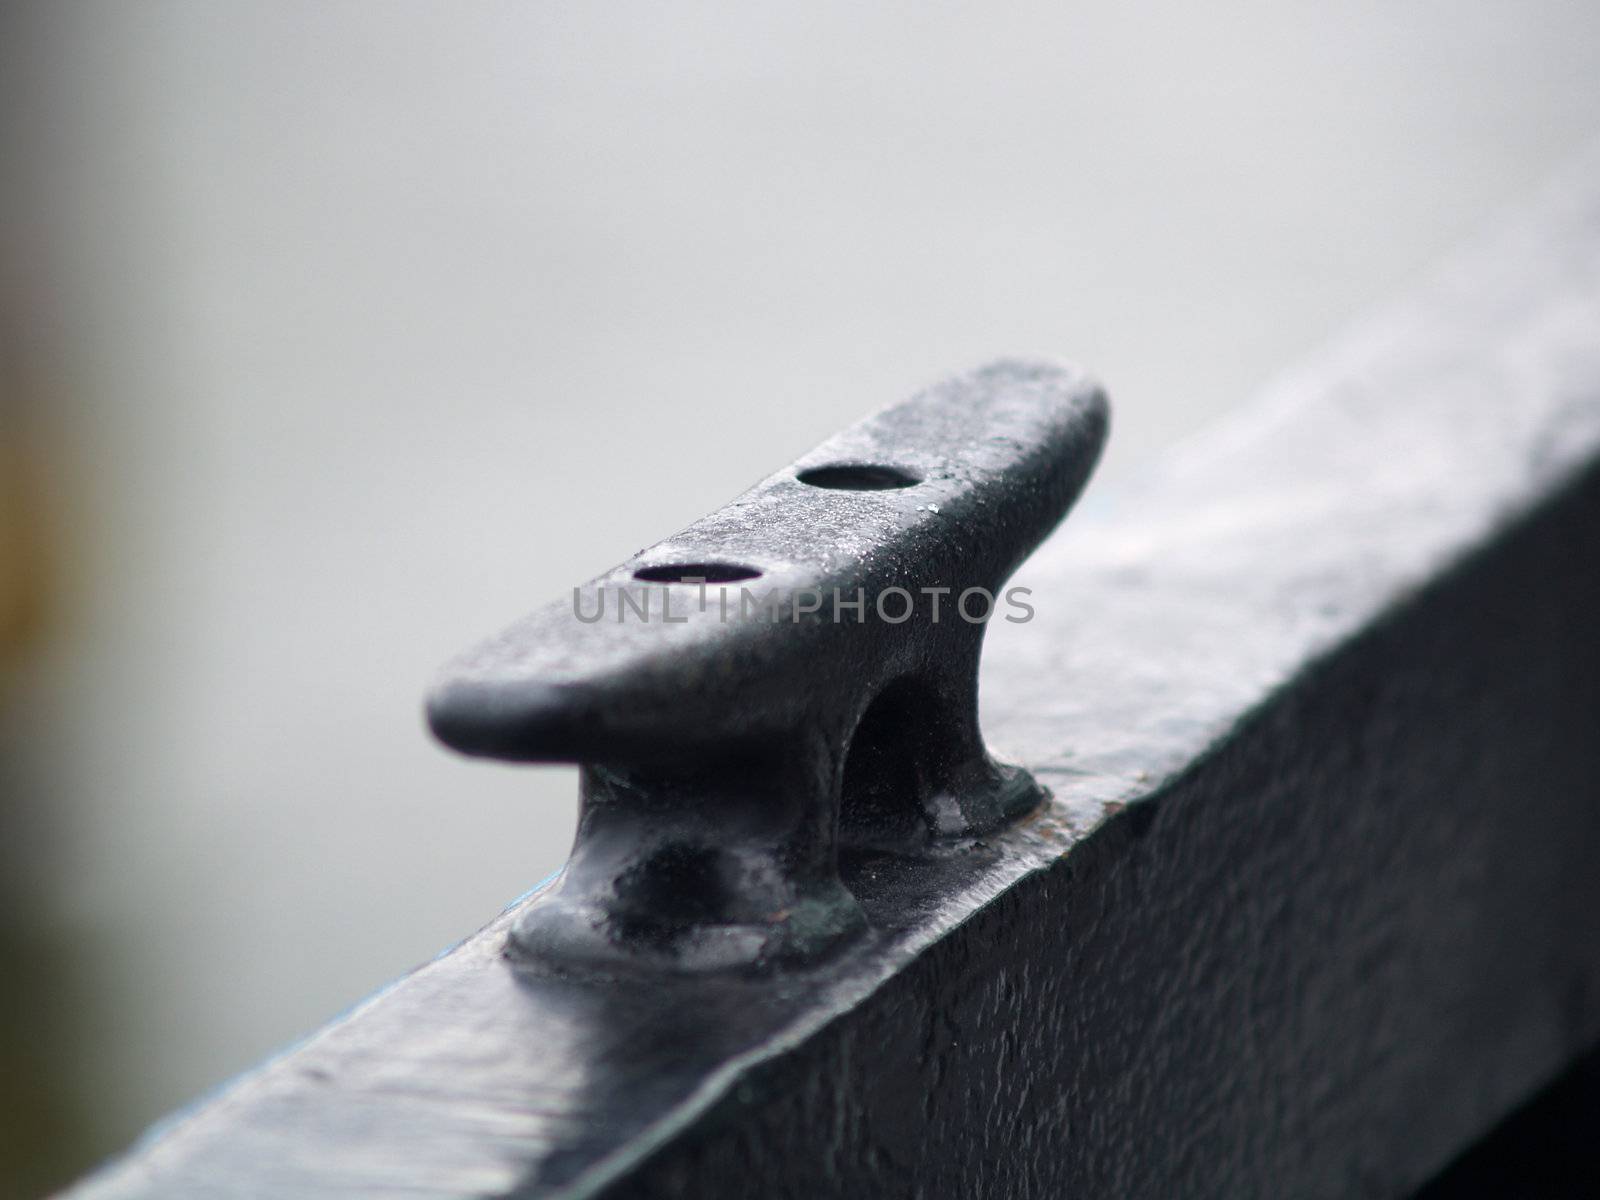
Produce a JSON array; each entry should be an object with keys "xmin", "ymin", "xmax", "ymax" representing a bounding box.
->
[
  {"xmin": 426, "ymin": 361, "xmax": 1107, "ymax": 972},
  {"xmin": 63, "ymin": 151, "xmax": 1600, "ymax": 1198}
]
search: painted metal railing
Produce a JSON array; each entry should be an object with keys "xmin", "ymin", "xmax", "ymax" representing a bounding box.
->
[{"xmin": 62, "ymin": 147, "xmax": 1600, "ymax": 1199}]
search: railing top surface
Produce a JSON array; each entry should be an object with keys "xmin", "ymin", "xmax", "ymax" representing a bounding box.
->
[{"xmin": 983, "ymin": 144, "xmax": 1600, "ymax": 790}]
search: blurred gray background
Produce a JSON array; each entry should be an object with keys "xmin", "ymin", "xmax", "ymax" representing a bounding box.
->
[{"xmin": 2, "ymin": 1, "xmax": 1597, "ymax": 1193}]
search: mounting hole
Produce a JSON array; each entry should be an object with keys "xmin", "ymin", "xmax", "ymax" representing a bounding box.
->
[
  {"xmin": 796, "ymin": 463, "xmax": 921, "ymax": 491},
  {"xmin": 633, "ymin": 561, "xmax": 762, "ymax": 584}
]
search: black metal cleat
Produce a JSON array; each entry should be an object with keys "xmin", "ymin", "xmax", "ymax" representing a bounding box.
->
[{"xmin": 427, "ymin": 359, "xmax": 1108, "ymax": 973}]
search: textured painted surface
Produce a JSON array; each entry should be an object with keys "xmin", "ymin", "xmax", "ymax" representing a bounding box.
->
[
  {"xmin": 65, "ymin": 150, "xmax": 1600, "ymax": 1197},
  {"xmin": 425, "ymin": 362, "xmax": 1107, "ymax": 971}
]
